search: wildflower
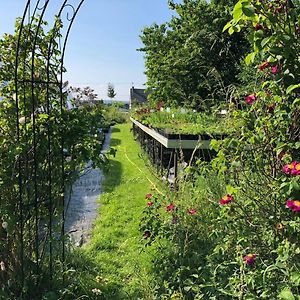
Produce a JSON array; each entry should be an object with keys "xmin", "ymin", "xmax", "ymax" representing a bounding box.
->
[
  {"xmin": 282, "ymin": 162, "xmax": 294, "ymax": 174},
  {"xmin": 254, "ymin": 23, "xmax": 263, "ymax": 31},
  {"xmin": 143, "ymin": 230, "xmax": 151, "ymax": 239},
  {"xmin": 145, "ymin": 193, "xmax": 152, "ymax": 199},
  {"xmin": 243, "ymin": 254, "xmax": 256, "ymax": 265},
  {"xmin": 91, "ymin": 288, "xmax": 102, "ymax": 296},
  {"xmin": 282, "ymin": 161, "xmax": 300, "ymax": 176},
  {"xmin": 2, "ymin": 222, "xmax": 8, "ymax": 230},
  {"xmin": 245, "ymin": 93, "xmax": 257, "ymax": 105},
  {"xmin": 0, "ymin": 261, "xmax": 5, "ymax": 271},
  {"xmin": 286, "ymin": 200, "xmax": 300, "ymax": 212},
  {"xmin": 219, "ymin": 194, "xmax": 234, "ymax": 205},
  {"xmin": 147, "ymin": 201, "xmax": 154, "ymax": 207},
  {"xmin": 166, "ymin": 203, "xmax": 175, "ymax": 212},
  {"xmin": 271, "ymin": 65, "xmax": 279, "ymax": 74},
  {"xmin": 259, "ymin": 61, "xmax": 269, "ymax": 71},
  {"xmin": 291, "ymin": 164, "xmax": 300, "ymax": 176},
  {"xmin": 188, "ymin": 208, "xmax": 197, "ymax": 215}
]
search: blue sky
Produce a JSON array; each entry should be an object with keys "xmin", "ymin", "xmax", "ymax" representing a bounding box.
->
[{"xmin": 0, "ymin": 1, "xmax": 177, "ymax": 101}]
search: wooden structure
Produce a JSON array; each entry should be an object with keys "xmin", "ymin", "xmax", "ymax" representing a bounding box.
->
[{"xmin": 131, "ymin": 118, "xmax": 214, "ymax": 187}]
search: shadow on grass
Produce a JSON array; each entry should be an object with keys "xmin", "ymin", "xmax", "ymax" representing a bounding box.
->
[
  {"xmin": 102, "ymin": 159, "xmax": 122, "ymax": 194},
  {"xmin": 111, "ymin": 127, "xmax": 121, "ymax": 133},
  {"xmin": 110, "ymin": 138, "xmax": 121, "ymax": 147}
]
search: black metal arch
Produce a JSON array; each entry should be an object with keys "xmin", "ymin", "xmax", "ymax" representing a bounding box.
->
[{"xmin": 13, "ymin": 0, "xmax": 85, "ymax": 296}]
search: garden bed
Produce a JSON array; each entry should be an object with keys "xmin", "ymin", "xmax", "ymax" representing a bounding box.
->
[{"xmin": 130, "ymin": 117, "xmax": 212, "ymax": 149}]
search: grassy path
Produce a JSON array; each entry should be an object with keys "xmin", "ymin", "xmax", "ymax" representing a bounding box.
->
[{"xmin": 78, "ymin": 123, "xmax": 164, "ymax": 299}]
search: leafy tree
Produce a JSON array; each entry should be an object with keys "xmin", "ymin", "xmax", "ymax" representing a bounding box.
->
[
  {"xmin": 107, "ymin": 82, "xmax": 116, "ymax": 100},
  {"xmin": 139, "ymin": 0, "xmax": 249, "ymax": 110}
]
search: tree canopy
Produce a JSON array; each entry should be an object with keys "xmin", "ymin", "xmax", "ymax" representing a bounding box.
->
[{"xmin": 139, "ymin": 0, "xmax": 249, "ymax": 110}]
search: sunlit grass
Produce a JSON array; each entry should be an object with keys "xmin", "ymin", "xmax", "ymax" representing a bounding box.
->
[{"xmin": 82, "ymin": 123, "xmax": 165, "ymax": 299}]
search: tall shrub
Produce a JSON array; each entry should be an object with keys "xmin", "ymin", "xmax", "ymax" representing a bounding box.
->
[{"xmin": 140, "ymin": 0, "xmax": 248, "ymax": 110}]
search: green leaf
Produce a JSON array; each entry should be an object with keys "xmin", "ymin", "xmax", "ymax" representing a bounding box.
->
[
  {"xmin": 226, "ymin": 185, "xmax": 238, "ymax": 195},
  {"xmin": 261, "ymin": 37, "xmax": 271, "ymax": 48},
  {"xmin": 228, "ymin": 26, "xmax": 235, "ymax": 35},
  {"xmin": 279, "ymin": 288, "xmax": 295, "ymax": 300},
  {"xmin": 269, "ymin": 46, "xmax": 283, "ymax": 55},
  {"xmin": 286, "ymin": 84, "xmax": 300, "ymax": 94},
  {"xmin": 291, "ymin": 272, "xmax": 300, "ymax": 286},
  {"xmin": 223, "ymin": 21, "xmax": 232, "ymax": 32},
  {"xmin": 245, "ymin": 52, "xmax": 256, "ymax": 65},
  {"xmin": 292, "ymin": 98, "xmax": 300, "ymax": 107},
  {"xmin": 233, "ymin": 2, "xmax": 243, "ymax": 22},
  {"xmin": 242, "ymin": 5, "xmax": 255, "ymax": 17}
]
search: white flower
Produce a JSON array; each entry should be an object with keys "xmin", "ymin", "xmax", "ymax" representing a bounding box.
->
[
  {"xmin": 0, "ymin": 261, "xmax": 5, "ymax": 271},
  {"xmin": 19, "ymin": 116, "xmax": 26, "ymax": 124},
  {"xmin": 2, "ymin": 222, "xmax": 8, "ymax": 230},
  {"xmin": 91, "ymin": 288, "xmax": 102, "ymax": 295}
]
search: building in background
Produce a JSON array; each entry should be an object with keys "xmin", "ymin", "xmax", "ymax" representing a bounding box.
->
[{"xmin": 130, "ymin": 86, "xmax": 149, "ymax": 108}]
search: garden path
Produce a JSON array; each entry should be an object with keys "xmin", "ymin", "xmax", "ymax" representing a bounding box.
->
[{"xmin": 64, "ymin": 128, "xmax": 112, "ymax": 246}]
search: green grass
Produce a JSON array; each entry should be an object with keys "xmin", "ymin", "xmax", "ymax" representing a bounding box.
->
[{"xmin": 66, "ymin": 123, "xmax": 165, "ymax": 299}]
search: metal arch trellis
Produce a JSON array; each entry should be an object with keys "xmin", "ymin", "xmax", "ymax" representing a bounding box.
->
[{"xmin": 13, "ymin": 0, "xmax": 85, "ymax": 296}]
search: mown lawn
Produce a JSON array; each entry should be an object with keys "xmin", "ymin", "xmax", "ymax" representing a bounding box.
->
[{"xmin": 67, "ymin": 123, "xmax": 165, "ymax": 300}]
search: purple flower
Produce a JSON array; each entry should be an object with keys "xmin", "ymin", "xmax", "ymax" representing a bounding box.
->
[
  {"xmin": 166, "ymin": 203, "xmax": 175, "ymax": 212},
  {"xmin": 243, "ymin": 254, "xmax": 256, "ymax": 265},
  {"xmin": 188, "ymin": 208, "xmax": 197, "ymax": 215},
  {"xmin": 219, "ymin": 194, "xmax": 234, "ymax": 205},
  {"xmin": 286, "ymin": 200, "xmax": 300, "ymax": 212},
  {"xmin": 245, "ymin": 94, "xmax": 257, "ymax": 105},
  {"xmin": 271, "ymin": 65, "xmax": 279, "ymax": 74}
]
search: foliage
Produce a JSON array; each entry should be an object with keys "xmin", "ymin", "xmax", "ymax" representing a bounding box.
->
[
  {"xmin": 139, "ymin": 0, "xmax": 300, "ymax": 299},
  {"xmin": 0, "ymin": 17, "xmax": 106, "ymax": 298},
  {"xmin": 131, "ymin": 107, "xmax": 242, "ymax": 136},
  {"xmin": 102, "ymin": 104, "xmax": 128, "ymax": 125},
  {"xmin": 139, "ymin": 0, "xmax": 248, "ymax": 110}
]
